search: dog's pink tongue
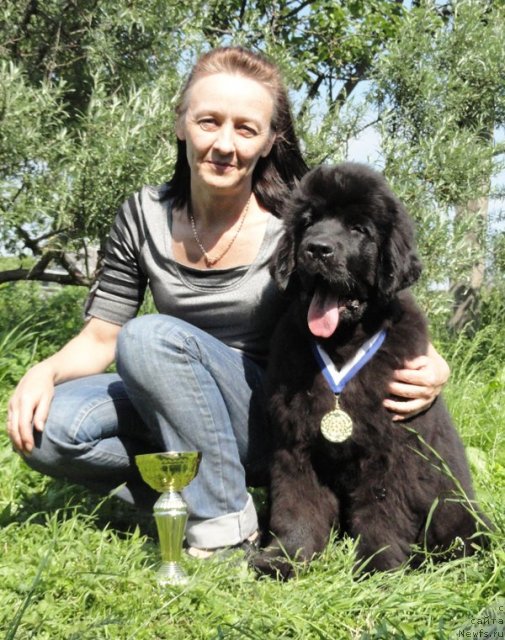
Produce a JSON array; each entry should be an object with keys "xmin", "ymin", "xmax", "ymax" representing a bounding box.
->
[{"xmin": 308, "ymin": 290, "xmax": 340, "ymax": 337}]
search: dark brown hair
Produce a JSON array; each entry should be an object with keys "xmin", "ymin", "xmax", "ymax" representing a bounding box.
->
[{"xmin": 167, "ymin": 46, "xmax": 308, "ymax": 215}]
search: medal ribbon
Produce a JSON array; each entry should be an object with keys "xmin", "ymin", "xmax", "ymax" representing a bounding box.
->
[{"xmin": 311, "ymin": 329, "xmax": 387, "ymax": 394}]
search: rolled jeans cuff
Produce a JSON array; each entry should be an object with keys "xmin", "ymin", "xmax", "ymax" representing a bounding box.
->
[{"xmin": 185, "ymin": 493, "xmax": 258, "ymax": 549}]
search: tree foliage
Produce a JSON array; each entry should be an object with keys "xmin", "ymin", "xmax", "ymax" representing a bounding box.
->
[
  {"xmin": 1, "ymin": 0, "xmax": 504, "ymax": 334},
  {"xmin": 373, "ymin": 0, "xmax": 505, "ymax": 328},
  {"xmin": 0, "ymin": 0, "xmax": 407, "ymax": 285}
]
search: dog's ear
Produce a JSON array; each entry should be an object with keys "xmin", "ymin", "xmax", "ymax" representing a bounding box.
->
[
  {"xmin": 270, "ymin": 224, "xmax": 297, "ymax": 291},
  {"xmin": 377, "ymin": 197, "xmax": 422, "ymax": 302}
]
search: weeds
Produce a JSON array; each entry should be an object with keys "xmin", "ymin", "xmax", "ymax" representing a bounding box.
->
[
  {"xmin": 0, "ymin": 284, "xmax": 503, "ymax": 639},
  {"xmin": 0, "ymin": 318, "xmax": 49, "ymax": 387}
]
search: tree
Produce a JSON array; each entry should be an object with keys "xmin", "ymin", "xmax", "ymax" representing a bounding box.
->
[
  {"xmin": 2, "ymin": 0, "xmax": 503, "ymax": 333},
  {"xmin": 373, "ymin": 0, "xmax": 505, "ymax": 331},
  {"xmin": 0, "ymin": 0, "xmax": 408, "ymax": 286},
  {"xmin": 0, "ymin": 0, "xmax": 196, "ymax": 284}
]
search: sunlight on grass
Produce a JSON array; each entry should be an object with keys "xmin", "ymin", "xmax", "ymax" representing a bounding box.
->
[{"xmin": 0, "ymin": 317, "xmax": 503, "ymax": 639}]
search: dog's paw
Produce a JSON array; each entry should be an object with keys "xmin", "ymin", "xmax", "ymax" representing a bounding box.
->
[{"xmin": 250, "ymin": 546, "xmax": 295, "ymax": 580}]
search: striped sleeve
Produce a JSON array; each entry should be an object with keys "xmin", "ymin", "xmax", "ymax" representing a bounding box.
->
[{"xmin": 84, "ymin": 193, "xmax": 148, "ymax": 325}]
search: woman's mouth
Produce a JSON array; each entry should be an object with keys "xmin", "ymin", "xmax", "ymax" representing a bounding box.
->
[{"xmin": 208, "ymin": 161, "xmax": 235, "ymax": 171}]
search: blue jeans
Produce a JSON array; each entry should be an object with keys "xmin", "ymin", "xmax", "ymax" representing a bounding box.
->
[{"xmin": 24, "ymin": 315, "xmax": 271, "ymax": 549}]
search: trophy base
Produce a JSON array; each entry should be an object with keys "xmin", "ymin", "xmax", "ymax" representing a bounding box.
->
[{"xmin": 157, "ymin": 561, "xmax": 189, "ymax": 586}]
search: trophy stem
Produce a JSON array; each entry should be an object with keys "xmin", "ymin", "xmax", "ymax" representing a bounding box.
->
[
  {"xmin": 135, "ymin": 451, "xmax": 202, "ymax": 586},
  {"xmin": 153, "ymin": 489, "xmax": 189, "ymax": 585}
]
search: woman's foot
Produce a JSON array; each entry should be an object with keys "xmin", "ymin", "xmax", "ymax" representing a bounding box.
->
[{"xmin": 186, "ymin": 530, "xmax": 259, "ymax": 559}]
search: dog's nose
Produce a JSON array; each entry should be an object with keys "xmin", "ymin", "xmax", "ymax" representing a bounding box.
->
[{"xmin": 306, "ymin": 241, "xmax": 334, "ymax": 260}]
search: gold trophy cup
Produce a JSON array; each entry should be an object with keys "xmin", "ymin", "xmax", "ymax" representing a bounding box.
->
[{"xmin": 135, "ymin": 451, "xmax": 202, "ymax": 585}]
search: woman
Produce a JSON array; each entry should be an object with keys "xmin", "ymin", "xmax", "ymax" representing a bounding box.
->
[{"xmin": 6, "ymin": 47, "xmax": 449, "ymax": 556}]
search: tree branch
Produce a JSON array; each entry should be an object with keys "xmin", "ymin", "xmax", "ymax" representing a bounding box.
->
[
  {"xmin": 283, "ymin": 0, "xmax": 316, "ymax": 21},
  {"xmin": 33, "ymin": 227, "xmax": 71, "ymax": 244},
  {"xmin": 0, "ymin": 268, "xmax": 85, "ymax": 286},
  {"xmin": 16, "ymin": 225, "xmax": 42, "ymax": 255},
  {"xmin": 0, "ymin": 247, "xmax": 91, "ymax": 287},
  {"xmin": 28, "ymin": 250, "xmax": 56, "ymax": 276},
  {"xmin": 297, "ymin": 72, "xmax": 326, "ymax": 120},
  {"xmin": 238, "ymin": 0, "xmax": 247, "ymax": 28},
  {"xmin": 15, "ymin": 225, "xmax": 71, "ymax": 257},
  {"xmin": 333, "ymin": 60, "xmax": 368, "ymax": 108},
  {"xmin": 60, "ymin": 251, "xmax": 89, "ymax": 285}
]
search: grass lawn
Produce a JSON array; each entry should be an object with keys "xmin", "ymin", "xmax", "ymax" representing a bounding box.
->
[{"xmin": 0, "ymin": 314, "xmax": 503, "ymax": 639}]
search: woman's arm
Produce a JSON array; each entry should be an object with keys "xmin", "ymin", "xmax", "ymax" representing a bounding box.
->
[
  {"xmin": 383, "ymin": 342, "xmax": 450, "ymax": 420},
  {"xmin": 7, "ymin": 317, "xmax": 121, "ymax": 454}
]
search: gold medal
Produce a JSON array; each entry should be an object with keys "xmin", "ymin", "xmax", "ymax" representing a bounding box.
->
[{"xmin": 320, "ymin": 396, "xmax": 353, "ymax": 443}]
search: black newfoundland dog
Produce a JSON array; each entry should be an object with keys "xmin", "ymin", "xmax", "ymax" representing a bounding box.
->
[{"xmin": 253, "ymin": 163, "xmax": 489, "ymax": 578}]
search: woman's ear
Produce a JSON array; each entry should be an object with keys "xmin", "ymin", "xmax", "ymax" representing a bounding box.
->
[
  {"xmin": 261, "ymin": 132, "xmax": 276, "ymax": 158},
  {"xmin": 175, "ymin": 116, "xmax": 186, "ymax": 141}
]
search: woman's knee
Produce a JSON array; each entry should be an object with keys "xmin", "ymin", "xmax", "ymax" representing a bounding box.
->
[
  {"xmin": 116, "ymin": 315, "xmax": 195, "ymax": 384},
  {"xmin": 22, "ymin": 374, "xmax": 127, "ymax": 475},
  {"xmin": 21, "ymin": 412, "xmax": 75, "ymax": 477},
  {"xmin": 117, "ymin": 315, "xmax": 165, "ymax": 361}
]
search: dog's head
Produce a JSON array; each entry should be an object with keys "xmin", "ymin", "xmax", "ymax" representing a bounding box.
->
[{"xmin": 273, "ymin": 163, "xmax": 422, "ymax": 338}]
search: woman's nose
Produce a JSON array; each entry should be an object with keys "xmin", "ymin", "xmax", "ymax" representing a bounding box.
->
[{"xmin": 213, "ymin": 124, "xmax": 234, "ymax": 154}]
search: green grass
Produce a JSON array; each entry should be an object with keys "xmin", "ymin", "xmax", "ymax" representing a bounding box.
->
[{"xmin": 0, "ymin": 301, "xmax": 504, "ymax": 639}]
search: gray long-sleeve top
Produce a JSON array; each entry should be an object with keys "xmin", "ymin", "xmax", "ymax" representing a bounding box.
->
[{"xmin": 85, "ymin": 183, "xmax": 288, "ymax": 365}]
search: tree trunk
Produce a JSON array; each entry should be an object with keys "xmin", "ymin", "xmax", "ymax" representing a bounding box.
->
[{"xmin": 448, "ymin": 194, "xmax": 488, "ymax": 333}]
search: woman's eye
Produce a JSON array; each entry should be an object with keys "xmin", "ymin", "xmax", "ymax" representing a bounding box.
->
[
  {"xmin": 237, "ymin": 124, "xmax": 257, "ymax": 137},
  {"xmin": 199, "ymin": 118, "xmax": 217, "ymax": 130}
]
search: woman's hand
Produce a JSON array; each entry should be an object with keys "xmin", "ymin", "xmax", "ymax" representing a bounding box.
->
[
  {"xmin": 7, "ymin": 362, "xmax": 56, "ymax": 455},
  {"xmin": 383, "ymin": 343, "xmax": 450, "ymax": 421},
  {"xmin": 6, "ymin": 317, "xmax": 121, "ymax": 455}
]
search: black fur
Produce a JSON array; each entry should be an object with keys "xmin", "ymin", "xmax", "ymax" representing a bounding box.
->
[{"xmin": 253, "ymin": 163, "xmax": 490, "ymax": 579}]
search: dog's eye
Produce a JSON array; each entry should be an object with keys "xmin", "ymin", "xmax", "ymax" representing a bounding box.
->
[{"xmin": 351, "ymin": 224, "xmax": 368, "ymax": 235}]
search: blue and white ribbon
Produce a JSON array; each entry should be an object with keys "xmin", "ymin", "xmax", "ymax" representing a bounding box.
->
[{"xmin": 311, "ymin": 329, "xmax": 387, "ymax": 394}]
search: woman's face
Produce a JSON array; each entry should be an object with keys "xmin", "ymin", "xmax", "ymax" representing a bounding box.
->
[{"xmin": 177, "ymin": 72, "xmax": 276, "ymax": 198}]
